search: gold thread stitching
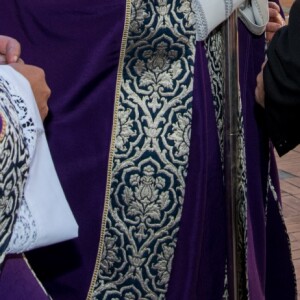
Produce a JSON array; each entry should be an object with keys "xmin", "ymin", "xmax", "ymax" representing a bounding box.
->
[
  {"xmin": 23, "ymin": 254, "xmax": 52, "ymax": 299},
  {"xmin": 86, "ymin": 1, "xmax": 132, "ymax": 298}
]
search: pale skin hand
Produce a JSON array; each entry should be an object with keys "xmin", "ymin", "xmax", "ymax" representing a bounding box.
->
[
  {"xmin": 266, "ymin": 2, "xmax": 286, "ymax": 43},
  {"xmin": 0, "ymin": 35, "xmax": 21, "ymax": 64},
  {"xmin": 255, "ymin": 62, "xmax": 266, "ymax": 108},
  {"xmin": 256, "ymin": 2, "xmax": 285, "ymax": 107},
  {"xmin": 0, "ymin": 36, "xmax": 50, "ymax": 120},
  {"xmin": 10, "ymin": 63, "xmax": 51, "ymax": 120}
]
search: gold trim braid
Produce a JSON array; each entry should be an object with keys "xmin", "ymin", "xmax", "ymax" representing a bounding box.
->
[
  {"xmin": 87, "ymin": 0, "xmax": 132, "ymax": 298},
  {"xmin": 23, "ymin": 254, "xmax": 52, "ymax": 299}
]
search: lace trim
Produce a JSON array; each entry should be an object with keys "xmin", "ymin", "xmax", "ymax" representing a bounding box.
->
[
  {"xmin": 7, "ymin": 78, "xmax": 37, "ymax": 160},
  {"xmin": 0, "ymin": 75, "xmax": 38, "ymax": 254},
  {"xmin": 0, "ymin": 76, "xmax": 29, "ymax": 263},
  {"xmin": 192, "ymin": 0, "xmax": 209, "ymax": 41},
  {"xmin": 6, "ymin": 198, "xmax": 38, "ymax": 253}
]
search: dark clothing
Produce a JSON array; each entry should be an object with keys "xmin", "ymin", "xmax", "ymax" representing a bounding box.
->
[{"xmin": 264, "ymin": 0, "xmax": 300, "ymax": 156}]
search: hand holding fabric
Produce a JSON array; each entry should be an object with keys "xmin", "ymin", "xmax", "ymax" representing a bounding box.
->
[
  {"xmin": 255, "ymin": 61, "xmax": 266, "ymax": 107},
  {"xmin": 9, "ymin": 63, "xmax": 51, "ymax": 121},
  {"xmin": 256, "ymin": 0, "xmax": 300, "ymax": 156}
]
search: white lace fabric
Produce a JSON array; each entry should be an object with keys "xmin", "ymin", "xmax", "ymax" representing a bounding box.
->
[
  {"xmin": 1, "ymin": 66, "xmax": 78, "ymax": 254},
  {"xmin": 0, "ymin": 66, "xmax": 39, "ymax": 253},
  {"xmin": 192, "ymin": 0, "xmax": 269, "ymax": 41}
]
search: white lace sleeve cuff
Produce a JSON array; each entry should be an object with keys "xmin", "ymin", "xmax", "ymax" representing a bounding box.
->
[
  {"xmin": 193, "ymin": 0, "xmax": 245, "ymax": 41},
  {"xmin": 192, "ymin": 0, "xmax": 269, "ymax": 41}
]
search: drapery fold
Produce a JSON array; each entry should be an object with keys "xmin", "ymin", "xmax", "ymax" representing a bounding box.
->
[{"xmin": 0, "ymin": 0, "xmax": 296, "ymax": 299}]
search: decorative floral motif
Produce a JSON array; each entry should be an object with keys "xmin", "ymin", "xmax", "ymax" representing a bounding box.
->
[
  {"xmin": 100, "ymin": 235, "xmax": 121, "ymax": 275},
  {"xmin": 134, "ymin": 42, "xmax": 182, "ymax": 113},
  {"xmin": 123, "ymin": 165, "xmax": 170, "ymax": 242},
  {"xmin": 168, "ymin": 110, "xmax": 192, "ymax": 157},
  {"xmin": 153, "ymin": 243, "xmax": 175, "ymax": 286},
  {"xmin": 115, "ymin": 108, "xmax": 136, "ymax": 151},
  {"xmin": 178, "ymin": 0, "xmax": 196, "ymax": 28},
  {"xmin": 157, "ymin": 0, "xmax": 171, "ymax": 19},
  {"xmin": 205, "ymin": 31, "xmax": 225, "ymax": 165},
  {"xmin": 90, "ymin": 0, "xmax": 196, "ymax": 298},
  {"xmin": 130, "ymin": 0, "xmax": 149, "ymax": 33}
]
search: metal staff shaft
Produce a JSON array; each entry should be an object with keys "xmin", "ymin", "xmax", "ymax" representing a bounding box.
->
[{"xmin": 223, "ymin": 10, "xmax": 240, "ymax": 300}]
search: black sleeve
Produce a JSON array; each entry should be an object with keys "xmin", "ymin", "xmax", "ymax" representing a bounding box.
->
[{"xmin": 263, "ymin": 0, "xmax": 300, "ymax": 156}]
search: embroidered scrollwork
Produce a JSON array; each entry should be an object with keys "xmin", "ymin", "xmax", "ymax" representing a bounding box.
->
[
  {"xmin": 90, "ymin": 0, "xmax": 196, "ymax": 298},
  {"xmin": 0, "ymin": 76, "xmax": 30, "ymax": 263}
]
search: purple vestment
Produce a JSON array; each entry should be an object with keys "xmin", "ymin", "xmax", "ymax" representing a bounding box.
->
[
  {"xmin": 0, "ymin": 255, "xmax": 49, "ymax": 300},
  {"xmin": 0, "ymin": 1, "xmax": 296, "ymax": 299}
]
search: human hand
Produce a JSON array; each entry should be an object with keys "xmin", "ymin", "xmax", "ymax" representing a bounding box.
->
[
  {"xmin": 0, "ymin": 35, "xmax": 21, "ymax": 64},
  {"xmin": 10, "ymin": 63, "xmax": 51, "ymax": 121},
  {"xmin": 255, "ymin": 61, "xmax": 266, "ymax": 108},
  {"xmin": 266, "ymin": 2, "xmax": 286, "ymax": 43}
]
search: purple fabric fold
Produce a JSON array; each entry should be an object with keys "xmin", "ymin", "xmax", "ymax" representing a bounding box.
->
[
  {"xmin": 0, "ymin": 1, "xmax": 296, "ymax": 299},
  {"xmin": 0, "ymin": 255, "xmax": 49, "ymax": 299}
]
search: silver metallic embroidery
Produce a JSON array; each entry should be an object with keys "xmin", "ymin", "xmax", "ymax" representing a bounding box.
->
[
  {"xmin": 191, "ymin": 0, "xmax": 208, "ymax": 41},
  {"xmin": 91, "ymin": 0, "xmax": 196, "ymax": 298},
  {"xmin": 205, "ymin": 30, "xmax": 249, "ymax": 299}
]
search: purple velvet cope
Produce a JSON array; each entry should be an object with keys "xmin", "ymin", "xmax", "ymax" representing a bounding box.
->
[
  {"xmin": 0, "ymin": 255, "xmax": 49, "ymax": 299},
  {"xmin": 0, "ymin": 1, "xmax": 295, "ymax": 299}
]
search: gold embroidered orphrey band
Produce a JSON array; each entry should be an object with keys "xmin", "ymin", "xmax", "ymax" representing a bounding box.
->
[{"xmin": 88, "ymin": 0, "xmax": 197, "ymax": 298}]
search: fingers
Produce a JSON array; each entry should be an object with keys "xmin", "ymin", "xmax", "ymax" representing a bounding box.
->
[
  {"xmin": 36, "ymin": 72, "xmax": 51, "ymax": 121},
  {"xmin": 266, "ymin": 3, "xmax": 286, "ymax": 43},
  {"xmin": 268, "ymin": 1, "xmax": 281, "ymax": 12},
  {"xmin": 0, "ymin": 35, "xmax": 21, "ymax": 63},
  {"xmin": 255, "ymin": 62, "xmax": 267, "ymax": 108},
  {"xmin": 0, "ymin": 55, "xmax": 24, "ymax": 65},
  {"xmin": 269, "ymin": 8, "xmax": 286, "ymax": 26},
  {"xmin": 17, "ymin": 57, "xmax": 25, "ymax": 64},
  {"xmin": 269, "ymin": 8, "xmax": 280, "ymax": 19},
  {"xmin": 28, "ymin": 66, "xmax": 51, "ymax": 121},
  {"xmin": 266, "ymin": 21, "xmax": 282, "ymax": 34},
  {"xmin": 40, "ymin": 104, "xmax": 50, "ymax": 121},
  {"xmin": 9, "ymin": 63, "xmax": 51, "ymax": 121}
]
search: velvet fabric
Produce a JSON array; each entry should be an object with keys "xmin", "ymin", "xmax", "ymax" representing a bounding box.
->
[
  {"xmin": 0, "ymin": 255, "xmax": 49, "ymax": 299},
  {"xmin": 0, "ymin": 1, "xmax": 296, "ymax": 299}
]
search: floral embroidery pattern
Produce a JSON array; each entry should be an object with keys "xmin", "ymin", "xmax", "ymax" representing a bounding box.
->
[
  {"xmin": 130, "ymin": 0, "xmax": 149, "ymax": 33},
  {"xmin": 178, "ymin": 0, "xmax": 196, "ymax": 28},
  {"xmin": 115, "ymin": 107, "xmax": 137, "ymax": 151},
  {"xmin": 205, "ymin": 31, "xmax": 249, "ymax": 299},
  {"xmin": 100, "ymin": 234, "xmax": 121, "ymax": 274},
  {"xmin": 90, "ymin": 0, "xmax": 196, "ymax": 298},
  {"xmin": 168, "ymin": 110, "xmax": 191, "ymax": 158},
  {"xmin": 153, "ymin": 242, "xmax": 175, "ymax": 286},
  {"xmin": 135, "ymin": 42, "xmax": 183, "ymax": 113}
]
